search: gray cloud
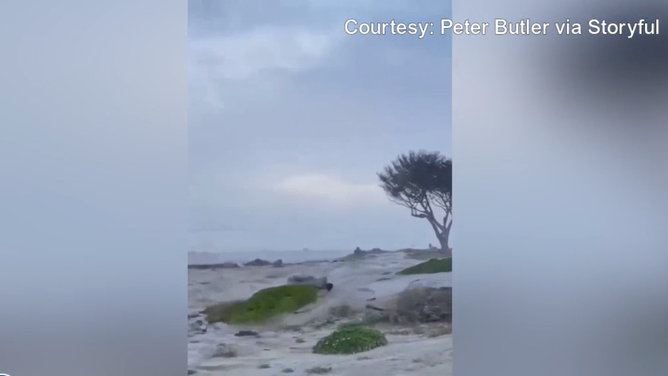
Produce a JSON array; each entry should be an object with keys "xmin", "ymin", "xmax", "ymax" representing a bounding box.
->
[{"xmin": 189, "ymin": 0, "xmax": 452, "ymax": 251}]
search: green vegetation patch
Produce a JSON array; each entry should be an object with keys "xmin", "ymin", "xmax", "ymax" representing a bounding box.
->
[
  {"xmin": 402, "ymin": 249, "xmax": 451, "ymax": 261},
  {"xmin": 203, "ymin": 284, "xmax": 319, "ymax": 324},
  {"xmin": 397, "ymin": 258, "xmax": 452, "ymax": 275},
  {"xmin": 312, "ymin": 326, "xmax": 388, "ymax": 355}
]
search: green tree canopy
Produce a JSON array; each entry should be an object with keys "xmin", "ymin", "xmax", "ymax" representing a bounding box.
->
[{"xmin": 378, "ymin": 150, "xmax": 452, "ymax": 250}]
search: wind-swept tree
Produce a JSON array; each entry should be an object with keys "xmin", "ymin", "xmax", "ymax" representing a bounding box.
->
[{"xmin": 378, "ymin": 151, "xmax": 452, "ymax": 250}]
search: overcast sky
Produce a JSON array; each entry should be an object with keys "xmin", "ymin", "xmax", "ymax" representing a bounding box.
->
[{"xmin": 188, "ymin": 0, "xmax": 452, "ymax": 252}]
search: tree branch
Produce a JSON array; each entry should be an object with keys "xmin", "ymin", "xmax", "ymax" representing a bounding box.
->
[
  {"xmin": 430, "ymin": 191, "xmax": 451, "ymax": 213},
  {"xmin": 425, "ymin": 216, "xmax": 444, "ymax": 239},
  {"xmin": 442, "ymin": 209, "xmax": 452, "ymax": 228},
  {"xmin": 377, "ymin": 150, "xmax": 452, "ymax": 248}
]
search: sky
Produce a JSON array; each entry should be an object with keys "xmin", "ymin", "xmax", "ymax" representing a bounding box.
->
[{"xmin": 188, "ymin": 0, "xmax": 452, "ymax": 252}]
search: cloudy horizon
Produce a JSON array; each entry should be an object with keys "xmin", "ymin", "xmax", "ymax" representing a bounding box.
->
[{"xmin": 189, "ymin": 0, "xmax": 452, "ymax": 252}]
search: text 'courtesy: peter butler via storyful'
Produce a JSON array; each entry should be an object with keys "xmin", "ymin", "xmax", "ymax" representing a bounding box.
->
[{"xmin": 343, "ymin": 18, "xmax": 660, "ymax": 39}]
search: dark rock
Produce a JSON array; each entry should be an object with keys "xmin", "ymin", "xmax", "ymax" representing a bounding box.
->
[
  {"xmin": 305, "ymin": 366, "xmax": 332, "ymax": 374},
  {"xmin": 235, "ymin": 330, "xmax": 259, "ymax": 337},
  {"xmin": 244, "ymin": 258, "xmax": 272, "ymax": 267},
  {"xmin": 188, "ymin": 370, "xmax": 197, "ymax": 375},
  {"xmin": 396, "ymin": 287, "xmax": 452, "ymax": 323},
  {"xmin": 188, "ymin": 261, "xmax": 240, "ymax": 270},
  {"xmin": 272, "ymin": 259, "xmax": 283, "ymax": 267},
  {"xmin": 217, "ymin": 261, "xmax": 240, "ymax": 269},
  {"xmin": 365, "ymin": 304, "xmax": 385, "ymax": 311},
  {"xmin": 213, "ymin": 343, "xmax": 237, "ymax": 358},
  {"xmin": 325, "ymin": 283, "xmax": 333, "ymax": 291},
  {"xmin": 282, "ymin": 368, "xmax": 295, "ymax": 373},
  {"xmin": 347, "ymin": 247, "xmax": 387, "ymax": 260},
  {"xmin": 188, "ymin": 316, "xmax": 207, "ymax": 336}
]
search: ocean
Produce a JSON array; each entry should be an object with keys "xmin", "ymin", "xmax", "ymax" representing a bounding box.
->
[{"xmin": 188, "ymin": 249, "xmax": 353, "ymax": 265}]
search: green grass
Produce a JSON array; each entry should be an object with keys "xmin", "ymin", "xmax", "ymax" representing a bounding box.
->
[
  {"xmin": 397, "ymin": 258, "xmax": 452, "ymax": 275},
  {"xmin": 402, "ymin": 249, "xmax": 451, "ymax": 261},
  {"xmin": 203, "ymin": 284, "xmax": 319, "ymax": 324},
  {"xmin": 312, "ymin": 326, "xmax": 388, "ymax": 355}
]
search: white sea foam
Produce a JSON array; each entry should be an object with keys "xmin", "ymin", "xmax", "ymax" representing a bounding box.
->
[{"xmin": 188, "ymin": 250, "xmax": 452, "ymax": 375}]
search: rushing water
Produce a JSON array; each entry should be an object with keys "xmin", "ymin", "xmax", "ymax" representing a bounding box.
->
[
  {"xmin": 187, "ymin": 250, "xmax": 451, "ymax": 372},
  {"xmin": 188, "ymin": 249, "xmax": 353, "ymax": 265}
]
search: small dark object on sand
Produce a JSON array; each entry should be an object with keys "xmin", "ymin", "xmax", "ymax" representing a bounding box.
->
[
  {"xmin": 326, "ymin": 283, "xmax": 333, "ymax": 291},
  {"xmin": 235, "ymin": 330, "xmax": 259, "ymax": 337}
]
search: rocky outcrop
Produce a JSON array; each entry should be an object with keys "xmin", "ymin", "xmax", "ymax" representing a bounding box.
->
[
  {"xmin": 395, "ymin": 286, "xmax": 452, "ymax": 323},
  {"xmin": 360, "ymin": 287, "xmax": 452, "ymax": 324},
  {"xmin": 242, "ymin": 258, "xmax": 284, "ymax": 267},
  {"xmin": 188, "ymin": 314, "xmax": 207, "ymax": 336},
  {"xmin": 244, "ymin": 258, "xmax": 273, "ymax": 266},
  {"xmin": 234, "ymin": 330, "xmax": 259, "ymax": 337},
  {"xmin": 188, "ymin": 261, "xmax": 239, "ymax": 270},
  {"xmin": 346, "ymin": 247, "xmax": 388, "ymax": 260},
  {"xmin": 212, "ymin": 343, "xmax": 238, "ymax": 358}
]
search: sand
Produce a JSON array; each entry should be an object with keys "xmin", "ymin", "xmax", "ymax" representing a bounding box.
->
[{"xmin": 188, "ymin": 251, "xmax": 452, "ymax": 376}]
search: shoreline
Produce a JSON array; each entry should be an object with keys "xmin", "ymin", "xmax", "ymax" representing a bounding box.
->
[
  {"xmin": 188, "ymin": 247, "xmax": 451, "ymax": 268},
  {"xmin": 188, "ymin": 250, "xmax": 452, "ymax": 375}
]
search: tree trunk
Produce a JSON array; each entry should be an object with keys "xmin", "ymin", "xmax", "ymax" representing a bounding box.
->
[
  {"xmin": 423, "ymin": 215, "xmax": 452, "ymax": 252},
  {"xmin": 437, "ymin": 223, "xmax": 451, "ymax": 251},
  {"xmin": 437, "ymin": 232, "xmax": 449, "ymax": 250}
]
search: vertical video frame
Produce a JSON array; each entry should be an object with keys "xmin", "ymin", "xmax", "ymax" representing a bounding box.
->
[{"xmin": 188, "ymin": 2, "xmax": 452, "ymax": 375}]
